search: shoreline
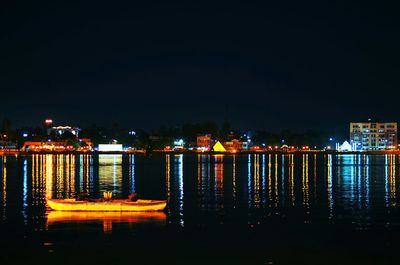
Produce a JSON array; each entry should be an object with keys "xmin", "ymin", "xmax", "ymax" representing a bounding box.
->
[{"xmin": 2, "ymin": 149, "xmax": 400, "ymax": 155}]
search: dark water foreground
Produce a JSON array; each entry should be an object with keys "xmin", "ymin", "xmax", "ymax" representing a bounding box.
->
[{"xmin": 1, "ymin": 153, "xmax": 399, "ymax": 264}]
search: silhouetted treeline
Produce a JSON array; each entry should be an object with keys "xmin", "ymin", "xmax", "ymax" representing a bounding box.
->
[{"xmin": 1, "ymin": 117, "xmax": 349, "ymax": 149}]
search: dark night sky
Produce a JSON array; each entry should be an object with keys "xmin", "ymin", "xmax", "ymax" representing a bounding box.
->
[{"xmin": 1, "ymin": 1, "xmax": 399, "ymax": 132}]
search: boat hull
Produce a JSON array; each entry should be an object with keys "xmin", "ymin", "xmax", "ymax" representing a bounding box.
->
[{"xmin": 47, "ymin": 199, "xmax": 167, "ymax": 212}]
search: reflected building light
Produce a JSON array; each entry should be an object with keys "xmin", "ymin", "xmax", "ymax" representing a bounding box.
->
[
  {"xmin": 98, "ymin": 155, "xmax": 122, "ymax": 198},
  {"xmin": 129, "ymin": 155, "xmax": 135, "ymax": 194},
  {"xmin": 302, "ymin": 154, "xmax": 310, "ymax": 211},
  {"xmin": 113, "ymin": 155, "xmax": 116, "ymax": 194},
  {"xmin": 197, "ymin": 154, "xmax": 201, "ymax": 198},
  {"xmin": 214, "ymin": 155, "xmax": 224, "ymax": 208},
  {"xmin": 175, "ymin": 154, "xmax": 184, "ymax": 227},
  {"xmin": 254, "ymin": 154, "xmax": 260, "ymax": 208},
  {"xmin": 281, "ymin": 155, "xmax": 285, "ymax": 207},
  {"xmin": 261, "ymin": 154, "xmax": 266, "ymax": 205},
  {"xmin": 166, "ymin": 155, "xmax": 171, "ymax": 209},
  {"xmin": 56, "ymin": 155, "xmax": 64, "ymax": 198},
  {"xmin": 83, "ymin": 154, "xmax": 91, "ymax": 194},
  {"xmin": 1, "ymin": 157, "xmax": 6, "ymax": 221},
  {"xmin": 313, "ymin": 154, "xmax": 317, "ymax": 199},
  {"xmin": 360, "ymin": 155, "xmax": 366, "ymax": 210},
  {"xmin": 89, "ymin": 155, "xmax": 94, "ymax": 192},
  {"xmin": 247, "ymin": 154, "xmax": 252, "ymax": 208},
  {"xmin": 385, "ymin": 155, "xmax": 389, "ymax": 208},
  {"xmin": 274, "ymin": 154, "xmax": 279, "ymax": 207},
  {"xmin": 350, "ymin": 155, "xmax": 355, "ymax": 205},
  {"xmin": 327, "ymin": 154, "xmax": 333, "ymax": 219},
  {"xmin": 65, "ymin": 156, "xmax": 70, "ymax": 196},
  {"xmin": 288, "ymin": 154, "xmax": 295, "ymax": 206},
  {"xmin": 388, "ymin": 154, "xmax": 396, "ymax": 207},
  {"xmin": 268, "ymin": 154, "xmax": 272, "ymax": 207},
  {"xmin": 46, "ymin": 154, "xmax": 53, "ymax": 199},
  {"xmin": 338, "ymin": 154, "xmax": 355, "ymax": 210},
  {"xmin": 357, "ymin": 155, "xmax": 362, "ymax": 209},
  {"xmin": 233, "ymin": 155, "xmax": 237, "ymax": 202},
  {"xmin": 197, "ymin": 154, "xmax": 205, "ymax": 210},
  {"xmin": 79, "ymin": 155, "xmax": 84, "ymax": 192},
  {"xmin": 201, "ymin": 155, "xmax": 210, "ymax": 209},
  {"xmin": 22, "ymin": 159, "xmax": 28, "ymax": 224},
  {"xmin": 365, "ymin": 155, "xmax": 370, "ymax": 209},
  {"xmin": 69, "ymin": 155, "xmax": 76, "ymax": 197},
  {"xmin": 32, "ymin": 155, "xmax": 38, "ymax": 204}
]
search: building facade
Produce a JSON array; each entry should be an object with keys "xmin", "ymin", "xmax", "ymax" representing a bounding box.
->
[
  {"xmin": 197, "ymin": 134, "xmax": 212, "ymax": 151},
  {"xmin": 350, "ymin": 121, "xmax": 398, "ymax": 151},
  {"xmin": 223, "ymin": 139, "xmax": 249, "ymax": 152}
]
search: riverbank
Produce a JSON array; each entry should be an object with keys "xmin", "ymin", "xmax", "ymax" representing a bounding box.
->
[{"xmin": 2, "ymin": 149, "xmax": 400, "ymax": 155}]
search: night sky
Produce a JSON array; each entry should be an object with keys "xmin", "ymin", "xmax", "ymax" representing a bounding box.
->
[{"xmin": 1, "ymin": 1, "xmax": 399, "ymax": 132}]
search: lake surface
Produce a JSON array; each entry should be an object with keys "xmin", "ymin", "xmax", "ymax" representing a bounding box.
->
[{"xmin": 1, "ymin": 153, "xmax": 400, "ymax": 264}]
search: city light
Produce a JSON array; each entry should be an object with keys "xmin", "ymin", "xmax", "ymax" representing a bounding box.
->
[{"xmin": 45, "ymin": 119, "xmax": 53, "ymax": 124}]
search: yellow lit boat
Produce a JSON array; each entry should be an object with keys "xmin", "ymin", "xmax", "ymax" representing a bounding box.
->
[{"xmin": 47, "ymin": 198, "xmax": 167, "ymax": 212}]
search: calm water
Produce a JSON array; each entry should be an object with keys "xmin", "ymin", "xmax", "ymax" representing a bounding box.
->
[{"xmin": 1, "ymin": 153, "xmax": 400, "ymax": 264}]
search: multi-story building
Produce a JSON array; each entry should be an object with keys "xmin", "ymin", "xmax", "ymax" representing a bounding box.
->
[
  {"xmin": 350, "ymin": 121, "xmax": 398, "ymax": 151},
  {"xmin": 223, "ymin": 139, "xmax": 249, "ymax": 152},
  {"xmin": 197, "ymin": 134, "xmax": 212, "ymax": 151}
]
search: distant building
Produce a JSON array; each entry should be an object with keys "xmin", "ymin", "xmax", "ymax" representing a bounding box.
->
[
  {"xmin": 173, "ymin": 139, "xmax": 185, "ymax": 151},
  {"xmin": 79, "ymin": 138, "xmax": 94, "ymax": 151},
  {"xmin": 98, "ymin": 144, "xmax": 123, "ymax": 152},
  {"xmin": 338, "ymin": 141, "xmax": 352, "ymax": 152},
  {"xmin": 350, "ymin": 121, "xmax": 397, "ymax": 151},
  {"xmin": 197, "ymin": 134, "xmax": 212, "ymax": 151},
  {"xmin": 224, "ymin": 139, "xmax": 249, "ymax": 152},
  {"xmin": 48, "ymin": 126, "xmax": 80, "ymax": 138},
  {"xmin": 22, "ymin": 141, "xmax": 75, "ymax": 152}
]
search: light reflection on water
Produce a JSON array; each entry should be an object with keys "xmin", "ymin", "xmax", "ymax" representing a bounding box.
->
[
  {"xmin": 1, "ymin": 156, "xmax": 6, "ymax": 221},
  {"xmin": 0, "ymin": 153, "xmax": 400, "ymax": 232}
]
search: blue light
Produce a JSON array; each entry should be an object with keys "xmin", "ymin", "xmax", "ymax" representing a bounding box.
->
[{"xmin": 22, "ymin": 133, "xmax": 28, "ymax": 138}]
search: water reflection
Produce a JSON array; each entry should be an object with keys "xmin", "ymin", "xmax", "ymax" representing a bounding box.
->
[
  {"xmin": 254, "ymin": 154, "xmax": 260, "ymax": 208},
  {"xmin": 129, "ymin": 154, "xmax": 135, "ymax": 194},
  {"xmin": 302, "ymin": 154, "xmax": 310, "ymax": 212},
  {"xmin": 386, "ymin": 154, "xmax": 397, "ymax": 207},
  {"xmin": 98, "ymin": 154, "xmax": 122, "ymax": 197},
  {"xmin": 261, "ymin": 154, "xmax": 266, "ymax": 205},
  {"xmin": 232, "ymin": 155, "xmax": 237, "ymax": 202},
  {"xmin": 47, "ymin": 211, "xmax": 166, "ymax": 234},
  {"xmin": 1, "ymin": 156, "xmax": 6, "ymax": 221},
  {"xmin": 288, "ymin": 154, "xmax": 295, "ymax": 206},
  {"xmin": 168, "ymin": 154, "xmax": 184, "ymax": 226},
  {"xmin": 1, "ymin": 153, "xmax": 400, "ymax": 230},
  {"xmin": 326, "ymin": 154, "xmax": 333, "ymax": 218},
  {"xmin": 214, "ymin": 155, "xmax": 224, "ymax": 209}
]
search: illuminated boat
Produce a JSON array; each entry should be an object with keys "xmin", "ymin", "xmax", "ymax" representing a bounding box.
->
[{"xmin": 47, "ymin": 198, "xmax": 167, "ymax": 212}]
